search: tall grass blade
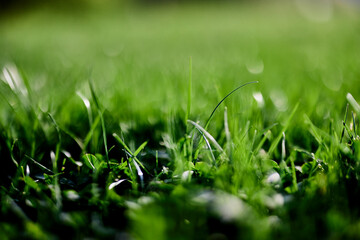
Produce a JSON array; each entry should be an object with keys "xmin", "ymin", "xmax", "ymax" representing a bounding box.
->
[
  {"xmin": 205, "ymin": 81, "xmax": 258, "ymax": 128},
  {"xmin": 2, "ymin": 64, "xmax": 27, "ymax": 96},
  {"xmin": 10, "ymin": 140, "xmax": 19, "ymax": 168},
  {"xmin": 268, "ymin": 102, "xmax": 299, "ymax": 156},
  {"xmin": 185, "ymin": 57, "xmax": 192, "ymax": 126},
  {"xmin": 343, "ymin": 122, "xmax": 353, "ymax": 140},
  {"xmin": 50, "ymin": 151, "xmax": 62, "ymax": 209},
  {"xmin": 224, "ymin": 106, "xmax": 232, "ymax": 158},
  {"xmin": 77, "ymin": 91, "xmax": 93, "ymax": 127},
  {"xmin": 188, "ymin": 120, "xmax": 223, "ymax": 152},
  {"xmin": 191, "ymin": 124, "xmax": 216, "ymax": 163},
  {"xmin": 100, "ymin": 111, "xmax": 110, "ymax": 170},
  {"xmin": 109, "ymin": 179, "xmax": 127, "ymax": 190},
  {"xmin": 281, "ymin": 132, "xmax": 286, "ymax": 162},
  {"xmin": 89, "ymin": 79, "xmax": 101, "ymax": 110},
  {"xmin": 25, "ymin": 155, "xmax": 54, "ymax": 174},
  {"xmin": 132, "ymin": 159, "xmax": 144, "ymax": 190},
  {"xmin": 48, "ymin": 113, "xmax": 61, "ymax": 143},
  {"xmin": 134, "ymin": 141, "xmax": 148, "ymax": 157},
  {"xmin": 83, "ymin": 115, "xmax": 101, "ymax": 151},
  {"xmin": 253, "ymin": 130, "xmax": 271, "ymax": 157},
  {"xmin": 58, "ymin": 127, "xmax": 84, "ymax": 150},
  {"xmin": 352, "ymin": 111, "xmax": 356, "ymax": 138},
  {"xmin": 113, "ymin": 133, "xmax": 149, "ymax": 174},
  {"xmin": 304, "ymin": 114, "xmax": 326, "ymax": 148},
  {"xmin": 113, "ymin": 133, "xmax": 133, "ymax": 154},
  {"xmin": 347, "ymin": 93, "xmax": 360, "ymax": 114},
  {"xmin": 88, "ymin": 80, "xmax": 110, "ymax": 170},
  {"xmin": 340, "ymin": 103, "xmax": 349, "ymax": 143},
  {"xmin": 249, "ymin": 124, "xmax": 278, "ymax": 162},
  {"xmin": 290, "ymin": 152, "xmax": 298, "ymax": 192}
]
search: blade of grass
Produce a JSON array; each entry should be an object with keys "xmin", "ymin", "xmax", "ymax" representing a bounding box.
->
[
  {"xmin": 50, "ymin": 151, "xmax": 62, "ymax": 209},
  {"xmin": 134, "ymin": 141, "xmax": 148, "ymax": 157},
  {"xmin": 89, "ymin": 79, "xmax": 101, "ymax": 110},
  {"xmin": 253, "ymin": 130, "xmax": 271, "ymax": 157},
  {"xmin": 205, "ymin": 81, "xmax": 258, "ymax": 129},
  {"xmin": 188, "ymin": 121, "xmax": 216, "ymax": 164},
  {"xmin": 290, "ymin": 151, "xmax": 298, "ymax": 192},
  {"xmin": 113, "ymin": 133, "xmax": 132, "ymax": 154},
  {"xmin": 77, "ymin": 91, "xmax": 93, "ymax": 128},
  {"xmin": 347, "ymin": 93, "xmax": 360, "ymax": 114},
  {"xmin": 10, "ymin": 140, "xmax": 19, "ymax": 168},
  {"xmin": 113, "ymin": 133, "xmax": 149, "ymax": 174},
  {"xmin": 304, "ymin": 114, "xmax": 329, "ymax": 151},
  {"xmin": 109, "ymin": 179, "xmax": 127, "ymax": 190},
  {"xmin": 185, "ymin": 56, "xmax": 192, "ymax": 128},
  {"xmin": 156, "ymin": 150, "xmax": 159, "ymax": 169},
  {"xmin": 268, "ymin": 102, "xmax": 299, "ymax": 156},
  {"xmin": 123, "ymin": 150, "xmax": 145, "ymax": 189},
  {"xmin": 188, "ymin": 120, "xmax": 223, "ymax": 152},
  {"xmin": 48, "ymin": 113, "xmax": 61, "ymax": 143},
  {"xmin": 352, "ymin": 111, "xmax": 356, "ymax": 138},
  {"xmin": 57, "ymin": 127, "xmax": 84, "ymax": 150},
  {"xmin": 48, "ymin": 113, "xmax": 62, "ymax": 172},
  {"xmin": 132, "ymin": 159, "xmax": 144, "ymax": 190},
  {"xmin": 343, "ymin": 122, "xmax": 354, "ymax": 141},
  {"xmin": 25, "ymin": 155, "xmax": 54, "ymax": 174},
  {"xmin": 99, "ymin": 110, "xmax": 110, "ymax": 170},
  {"xmin": 89, "ymin": 80, "xmax": 110, "ymax": 170},
  {"xmin": 340, "ymin": 103, "xmax": 349, "ymax": 143},
  {"xmin": 281, "ymin": 132, "xmax": 286, "ymax": 162},
  {"xmin": 83, "ymin": 115, "xmax": 101, "ymax": 151},
  {"xmin": 224, "ymin": 106, "xmax": 232, "ymax": 158}
]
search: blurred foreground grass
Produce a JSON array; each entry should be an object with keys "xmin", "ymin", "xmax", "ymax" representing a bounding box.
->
[{"xmin": 1, "ymin": 1, "xmax": 360, "ymax": 239}]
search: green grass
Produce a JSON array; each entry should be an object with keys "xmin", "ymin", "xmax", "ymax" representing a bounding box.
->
[{"xmin": 1, "ymin": 1, "xmax": 360, "ymax": 239}]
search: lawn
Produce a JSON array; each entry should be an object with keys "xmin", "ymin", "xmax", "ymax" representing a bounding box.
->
[{"xmin": 1, "ymin": 1, "xmax": 360, "ymax": 239}]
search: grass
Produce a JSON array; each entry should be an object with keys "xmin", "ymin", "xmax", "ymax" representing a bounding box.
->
[{"xmin": 1, "ymin": 1, "xmax": 360, "ymax": 239}]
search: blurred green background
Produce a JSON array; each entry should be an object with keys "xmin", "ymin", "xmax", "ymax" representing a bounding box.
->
[{"xmin": 1, "ymin": 0, "xmax": 359, "ymax": 125}]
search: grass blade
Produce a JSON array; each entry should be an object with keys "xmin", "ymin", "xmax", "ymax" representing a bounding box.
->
[
  {"xmin": 188, "ymin": 120, "xmax": 223, "ymax": 152},
  {"xmin": 252, "ymin": 130, "xmax": 271, "ymax": 158},
  {"xmin": 185, "ymin": 56, "xmax": 192, "ymax": 126},
  {"xmin": 77, "ymin": 91, "xmax": 93, "ymax": 128},
  {"xmin": 88, "ymin": 80, "xmax": 110, "ymax": 170},
  {"xmin": 89, "ymin": 79, "xmax": 101, "ymax": 110},
  {"xmin": 134, "ymin": 141, "xmax": 148, "ymax": 157},
  {"xmin": 113, "ymin": 133, "xmax": 149, "ymax": 174},
  {"xmin": 109, "ymin": 179, "xmax": 127, "ymax": 190},
  {"xmin": 132, "ymin": 159, "xmax": 144, "ymax": 190},
  {"xmin": 268, "ymin": 102, "xmax": 299, "ymax": 156},
  {"xmin": 83, "ymin": 115, "xmax": 101, "ymax": 150},
  {"xmin": 281, "ymin": 132, "xmax": 286, "ymax": 162},
  {"xmin": 352, "ymin": 111, "xmax": 356, "ymax": 138},
  {"xmin": 113, "ymin": 133, "xmax": 132, "ymax": 154},
  {"xmin": 224, "ymin": 106, "xmax": 232, "ymax": 158},
  {"xmin": 205, "ymin": 81, "xmax": 258, "ymax": 128},
  {"xmin": 190, "ymin": 122, "xmax": 216, "ymax": 164},
  {"xmin": 340, "ymin": 103, "xmax": 349, "ymax": 143},
  {"xmin": 304, "ymin": 114, "xmax": 324, "ymax": 146},
  {"xmin": 99, "ymin": 109, "xmax": 110, "ymax": 170},
  {"xmin": 347, "ymin": 93, "xmax": 360, "ymax": 114},
  {"xmin": 25, "ymin": 155, "xmax": 54, "ymax": 174}
]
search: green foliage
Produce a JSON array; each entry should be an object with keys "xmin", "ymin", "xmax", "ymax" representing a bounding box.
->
[{"xmin": 0, "ymin": 2, "xmax": 360, "ymax": 239}]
